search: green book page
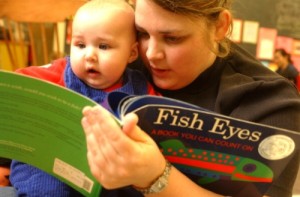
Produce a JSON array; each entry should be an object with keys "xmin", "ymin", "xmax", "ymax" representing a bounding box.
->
[{"xmin": 0, "ymin": 70, "xmax": 101, "ymax": 196}]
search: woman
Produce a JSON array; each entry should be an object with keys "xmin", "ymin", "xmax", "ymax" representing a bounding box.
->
[
  {"xmin": 82, "ymin": 0, "xmax": 300, "ymax": 196},
  {"xmin": 273, "ymin": 48, "xmax": 299, "ymax": 84}
]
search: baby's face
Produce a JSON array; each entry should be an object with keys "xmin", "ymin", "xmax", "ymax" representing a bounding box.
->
[
  {"xmin": 70, "ymin": 3, "xmax": 138, "ymax": 89},
  {"xmin": 0, "ymin": 166, "xmax": 10, "ymax": 186}
]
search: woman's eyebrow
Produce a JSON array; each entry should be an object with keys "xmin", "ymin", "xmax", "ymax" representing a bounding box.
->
[{"xmin": 136, "ymin": 24, "xmax": 183, "ymax": 34}]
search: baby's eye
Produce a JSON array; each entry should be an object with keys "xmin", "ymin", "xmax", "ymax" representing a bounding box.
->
[
  {"xmin": 78, "ymin": 43, "xmax": 85, "ymax": 49},
  {"xmin": 99, "ymin": 44, "xmax": 110, "ymax": 50}
]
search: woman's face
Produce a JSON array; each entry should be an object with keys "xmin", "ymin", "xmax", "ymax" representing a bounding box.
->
[
  {"xmin": 135, "ymin": 0, "xmax": 217, "ymax": 90},
  {"xmin": 273, "ymin": 52, "xmax": 287, "ymax": 68}
]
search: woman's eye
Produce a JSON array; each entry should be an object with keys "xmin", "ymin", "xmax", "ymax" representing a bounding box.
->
[
  {"xmin": 165, "ymin": 36, "xmax": 182, "ymax": 44},
  {"xmin": 99, "ymin": 44, "xmax": 109, "ymax": 50},
  {"xmin": 137, "ymin": 31, "xmax": 149, "ymax": 39}
]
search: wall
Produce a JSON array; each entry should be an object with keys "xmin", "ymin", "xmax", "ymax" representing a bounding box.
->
[
  {"xmin": 0, "ymin": 41, "xmax": 28, "ymax": 71},
  {"xmin": 232, "ymin": 0, "xmax": 300, "ymax": 58}
]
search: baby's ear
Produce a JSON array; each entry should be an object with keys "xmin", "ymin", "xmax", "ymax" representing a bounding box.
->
[
  {"xmin": 128, "ymin": 42, "xmax": 139, "ymax": 63},
  {"xmin": 214, "ymin": 10, "xmax": 232, "ymax": 41}
]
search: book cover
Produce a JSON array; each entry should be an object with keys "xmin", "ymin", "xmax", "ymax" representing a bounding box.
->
[
  {"xmin": 0, "ymin": 70, "xmax": 101, "ymax": 197},
  {"xmin": 107, "ymin": 92, "xmax": 300, "ymax": 197}
]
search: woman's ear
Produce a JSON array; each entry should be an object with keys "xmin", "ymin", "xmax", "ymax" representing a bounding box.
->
[
  {"xmin": 214, "ymin": 10, "xmax": 232, "ymax": 41},
  {"xmin": 128, "ymin": 42, "xmax": 139, "ymax": 63}
]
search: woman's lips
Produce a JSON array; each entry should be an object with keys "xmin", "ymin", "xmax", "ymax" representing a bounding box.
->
[{"xmin": 150, "ymin": 67, "xmax": 169, "ymax": 77}]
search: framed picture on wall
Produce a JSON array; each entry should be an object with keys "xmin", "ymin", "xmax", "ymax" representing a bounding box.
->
[
  {"xmin": 256, "ymin": 27, "xmax": 277, "ymax": 60},
  {"xmin": 292, "ymin": 40, "xmax": 300, "ymax": 56},
  {"xmin": 230, "ymin": 19, "xmax": 243, "ymax": 43},
  {"xmin": 242, "ymin": 20, "xmax": 259, "ymax": 44},
  {"xmin": 275, "ymin": 36, "xmax": 294, "ymax": 53}
]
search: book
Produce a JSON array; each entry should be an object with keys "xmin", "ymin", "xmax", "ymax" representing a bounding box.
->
[
  {"xmin": 0, "ymin": 70, "xmax": 299, "ymax": 196},
  {"xmin": 108, "ymin": 92, "xmax": 300, "ymax": 196},
  {"xmin": 0, "ymin": 70, "xmax": 100, "ymax": 196}
]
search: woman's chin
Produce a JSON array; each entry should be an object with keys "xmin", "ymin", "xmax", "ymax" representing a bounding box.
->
[{"xmin": 153, "ymin": 78, "xmax": 178, "ymax": 90}]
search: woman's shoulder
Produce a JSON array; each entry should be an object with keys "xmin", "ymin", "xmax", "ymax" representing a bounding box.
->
[
  {"xmin": 221, "ymin": 44, "xmax": 298, "ymax": 98},
  {"xmin": 225, "ymin": 44, "xmax": 299, "ymax": 94},
  {"xmin": 226, "ymin": 44, "xmax": 278, "ymax": 79},
  {"xmin": 216, "ymin": 45, "xmax": 300, "ymax": 131}
]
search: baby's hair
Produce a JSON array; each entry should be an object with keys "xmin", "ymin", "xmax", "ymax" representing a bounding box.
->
[
  {"xmin": 78, "ymin": 0, "xmax": 133, "ymax": 13},
  {"xmin": 0, "ymin": 157, "xmax": 11, "ymax": 168}
]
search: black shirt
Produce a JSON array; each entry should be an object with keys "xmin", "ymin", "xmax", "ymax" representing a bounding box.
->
[{"xmin": 138, "ymin": 43, "xmax": 300, "ymax": 197}]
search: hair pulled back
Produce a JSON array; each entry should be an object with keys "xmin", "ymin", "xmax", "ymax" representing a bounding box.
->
[{"xmin": 149, "ymin": 0, "xmax": 233, "ymax": 57}]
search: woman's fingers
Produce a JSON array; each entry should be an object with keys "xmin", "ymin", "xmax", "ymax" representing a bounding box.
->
[
  {"xmin": 82, "ymin": 106, "xmax": 137, "ymax": 159},
  {"xmin": 81, "ymin": 105, "xmax": 166, "ymax": 188}
]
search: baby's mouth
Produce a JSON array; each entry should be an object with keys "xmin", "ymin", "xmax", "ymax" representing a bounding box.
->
[{"xmin": 87, "ymin": 69, "xmax": 99, "ymax": 74}]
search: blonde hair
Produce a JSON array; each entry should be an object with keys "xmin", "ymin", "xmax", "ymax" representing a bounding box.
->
[
  {"xmin": 73, "ymin": 0, "xmax": 136, "ymax": 41},
  {"xmin": 148, "ymin": 0, "xmax": 233, "ymax": 57},
  {"xmin": 79, "ymin": 0, "xmax": 133, "ymax": 12}
]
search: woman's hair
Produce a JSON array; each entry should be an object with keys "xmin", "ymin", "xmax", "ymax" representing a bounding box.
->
[
  {"xmin": 275, "ymin": 48, "xmax": 293, "ymax": 64},
  {"xmin": 148, "ymin": 0, "xmax": 233, "ymax": 57}
]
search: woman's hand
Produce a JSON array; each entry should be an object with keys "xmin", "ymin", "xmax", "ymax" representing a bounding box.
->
[{"xmin": 81, "ymin": 105, "xmax": 166, "ymax": 189}]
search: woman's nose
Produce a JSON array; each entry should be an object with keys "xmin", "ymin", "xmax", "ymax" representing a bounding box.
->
[{"xmin": 146, "ymin": 39, "xmax": 164, "ymax": 60}]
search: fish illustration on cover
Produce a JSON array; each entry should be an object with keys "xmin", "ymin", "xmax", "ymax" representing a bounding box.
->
[{"xmin": 160, "ymin": 139, "xmax": 273, "ymax": 185}]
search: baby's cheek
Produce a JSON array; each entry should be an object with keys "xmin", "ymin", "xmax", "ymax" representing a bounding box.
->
[{"xmin": 0, "ymin": 167, "xmax": 10, "ymax": 186}]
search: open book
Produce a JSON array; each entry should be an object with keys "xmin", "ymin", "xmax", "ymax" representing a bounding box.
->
[
  {"xmin": 0, "ymin": 70, "xmax": 100, "ymax": 196},
  {"xmin": 0, "ymin": 70, "xmax": 299, "ymax": 197}
]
